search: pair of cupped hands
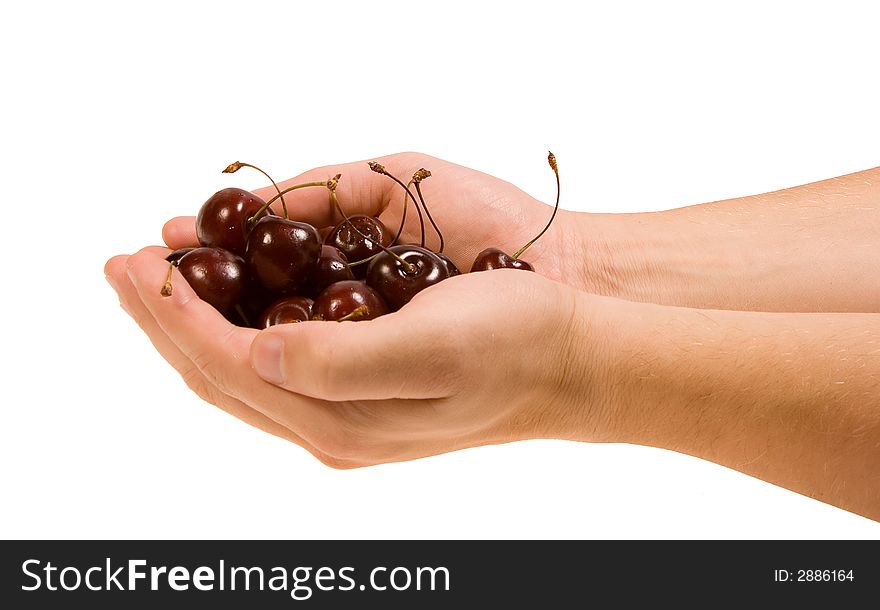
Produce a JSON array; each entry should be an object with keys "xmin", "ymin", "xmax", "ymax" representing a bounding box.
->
[{"xmin": 105, "ymin": 153, "xmax": 604, "ymax": 467}]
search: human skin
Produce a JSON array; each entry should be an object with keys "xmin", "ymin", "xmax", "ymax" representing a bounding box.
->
[{"xmin": 106, "ymin": 153, "xmax": 880, "ymax": 520}]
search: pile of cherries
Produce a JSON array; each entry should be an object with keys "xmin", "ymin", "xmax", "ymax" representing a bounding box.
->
[{"xmin": 161, "ymin": 154, "xmax": 560, "ymax": 328}]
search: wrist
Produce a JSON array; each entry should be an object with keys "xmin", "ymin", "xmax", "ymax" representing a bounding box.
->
[
  {"xmin": 569, "ymin": 209, "xmax": 734, "ymax": 309},
  {"xmin": 565, "ymin": 211, "xmax": 655, "ymax": 301},
  {"xmin": 543, "ymin": 289, "xmax": 627, "ymax": 444},
  {"xmin": 560, "ymin": 292, "xmax": 679, "ymax": 447}
]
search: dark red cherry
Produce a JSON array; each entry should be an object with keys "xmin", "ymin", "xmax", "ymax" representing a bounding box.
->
[
  {"xmin": 365, "ymin": 245, "xmax": 450, "ymax": 310},
  {"xmin": 245, "ymin": 216, "xmax": 321, "ymax": 294},
  {"xmin": 165, "ymin": 247, "xmax": 195, "ymax": 265},
  {"xmin": 302, "ymin": 245, "xmax": 355, "ymax": 298},
  {"xmin": 313, "ymin": 280, "xmax": 389, "ymax": 321},
  {"xmin": 435, "ymin": 252, "xmax": 461, "ymax": 277},
  {"xmin": 259, "ymin": 296, "xmax": 314, "ymax": 328},
  {"xmin": 177, "ymin": 247, "xmax": 247, "ymax": 316},
  {"xmin": 318, "ymin": 226, "xmax": 335, "ymax": 243},
  {"xmin": 196, "ymin": 188, "xmax": 271, "ymax": 256},
  {"xmin": 325, "ymin": 215, "xmax": 390, "ymax": 278},
  {"xmin": 470, "ymin": 247, "xmax": 535, "ymax": 272}
]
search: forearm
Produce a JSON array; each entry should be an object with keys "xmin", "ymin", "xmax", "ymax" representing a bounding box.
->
[
  {"xmin": 576, "ymin": 166, "xmax": 880, "ymax": 312},
  {"xmin": 576, "ymin": 294, "xmax": 880, "ymax": 519}
]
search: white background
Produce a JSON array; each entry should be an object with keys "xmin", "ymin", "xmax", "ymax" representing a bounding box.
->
[{"xmin": 1, "ymin": 1, "xmax": 878, "ymax": 538}]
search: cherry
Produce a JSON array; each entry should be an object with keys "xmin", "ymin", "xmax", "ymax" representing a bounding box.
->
[
  {"xmin": 312, "ymin": 280, "xmax": 389, "ymax": 321},
  {"xmin": 470, "ymin": 151, "xmax": 560, "ymax": 272},
  {"xmin": 303, "ymin": 245, "xmax": 355, "ymax": 297},
  {"xmin": 245, "ymin": 216, "xmax": 321, "ymax": 294},
  {"xmin": 170, "ymin": 247, "xmax": 247, "ymax": 316},
  {"xmin": 325, "ymin": 170, "xmax": 450, "ymax": 311},
  {"xmin": 366, "ymin": 245, "xmax": 450, "ymax": 310},
  {"xmin": 165, "ymin": 247, "xmax": 195, "ymax": 265},
  {"xmin": 259, "ymin": 296, "xmax": 314, "ymax": 328},
  {"xmin": 469, "ymin": 248, "xmax": 534, "ymax": 272},
  {"xmin": 196, "ymin": 188, "xmax": 270, "ymax": 256},
  {"xmin": 435, "ymin": 252, "xmax": 461, "ymax": 277},
  {"xmin": 326, "ymin": 215, "xmax": 390, "ymax": 278}
]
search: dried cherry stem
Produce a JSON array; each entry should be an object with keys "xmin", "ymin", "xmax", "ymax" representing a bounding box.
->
[
  {"xmin": 512, "ymin": 151, "xmax": 560, "ymax": 259},
  {"xmin": 337, "ymin": 305, "xmax": 368, "ymax": 322},
  {"xmin": 160, "ymin": 262, "xmax": 174, "ymax": 297},
  {"xmin": 368, "ymin": 161, "xmax": 426, "ymax": 248},
  {"xmin": 412, "ymin": 168, "xmax": 444, "ymax": 253},
  {"xmin": 390, "ymin": 178, "xmax": 412, "ymax": 246},
  {"xmin": 328, "ymin": 177, "xmax": 417, "ymax": 275},
  {"xmin": 247, "ymin": 180, "xmax": 333, "ymax": 225},
  {"xmin": 224, "ymin": 161, "xmax": 289, "ymax": 219}
]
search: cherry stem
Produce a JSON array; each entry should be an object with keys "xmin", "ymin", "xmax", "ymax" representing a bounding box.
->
[
  {"xmin": 512, "ymin": 151, "xmax": 560, "ymax": 260},
  {"xmin": 413, "ymin": 177, "xmax": 444, "ymax": 253},
  {"xmin": 247, "ymin": 181, "xmax": 331, "ymax": 225},
  {"xmin": 160, "ymin": 262, "xmax": 174, "ymax": 297},
  {"xmin": 337, "ymin": 305, "xmax": 368, "ymax": 322},
  {"xmin": 328, "ymin": 180, "xmax": 417, "ymax": 275},
  {"xmin": 224, "ymin": 161, "xmax": 289, "ymax": 219},
  {"xmin": 368, "ymin": 162, "xmax": 425, "ymax": 248},
  {"xmin": 390, "ymin": 178, "xmax": 412, "ymax": 247},
  {"xmin": 348, "ymin": 253, "xmax": 378, "ymax": 268}
]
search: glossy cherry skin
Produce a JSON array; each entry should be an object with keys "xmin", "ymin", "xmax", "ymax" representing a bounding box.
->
[
  {"xmin": 435, "ymin": 252, "xmax": 461, "ymax": 277},
  {"xmin": 366, "ymin": 245, "xmax": 450, "ymax": 310},
  {"xmin": 313, "ymin": 280, "xmax": 389, "ymax": 321},
  {"xmin": 325, "ymin": 215, "xmax": 390, "ymax": 278},
  {"xmin": 259, "ymin": 296, "xmax": 314, "ymax": 328},
  {"xmin": 470, "ymin": 247, "xmax": 534, "ymax": 272},
  {"xmin": 165, "ymin": 247, "xmax": 195, "ymax": 265},
  {"xmin": 302, "ymin": 245, "xmax": 355, "ymax": 298},
  {"xmin": 245, "ymin": 216, "xmax": 321, "ymax": 295},
  {"xmin": 177, "ymin": 247, "xmax": 247, "ymax": 316},
  {"xmin": 196, "ymin": 188, "xmax": 271, "ymax": 256}
]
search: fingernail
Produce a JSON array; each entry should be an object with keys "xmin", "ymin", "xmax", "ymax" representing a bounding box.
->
[{"xmin": 252, "ymin": 333, "xmax": 285, "ymax": 385}]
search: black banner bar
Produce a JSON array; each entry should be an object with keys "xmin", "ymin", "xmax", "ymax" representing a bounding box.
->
[{"xmin": 1, "ymin": 541, "xmax": 876, "ymax": 607}]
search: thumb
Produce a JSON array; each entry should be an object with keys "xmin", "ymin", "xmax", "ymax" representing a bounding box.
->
[{"xmin": 249, "ymin": 313, "xmax": 460, "ymax": 401}]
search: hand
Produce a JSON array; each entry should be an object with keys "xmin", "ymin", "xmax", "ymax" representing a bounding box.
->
[
  {"xmin": 105, "ymin": 248, "xmax": 606, "ymax": 467},
  {"xmin": 162, "ymin": 152, "xmax": 589, "ymax": 286}
]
